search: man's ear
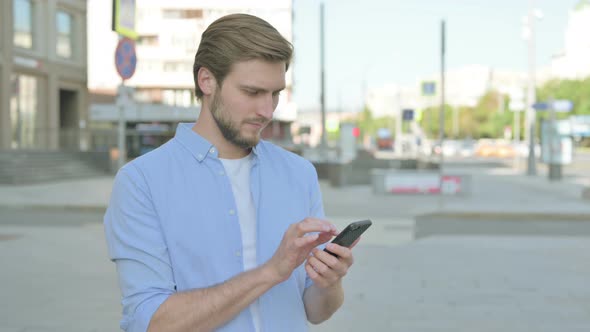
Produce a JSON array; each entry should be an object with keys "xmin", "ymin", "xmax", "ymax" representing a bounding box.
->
[{"xmin": 197, "ymin": 67, "xmax": 216, "ymax": 96}]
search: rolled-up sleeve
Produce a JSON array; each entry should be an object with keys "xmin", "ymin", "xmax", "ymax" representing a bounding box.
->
[
  {"xmin": 104, "ymin": 165, "xmax": 175, "ymax": 332},
  {"xmin": 306, "ymin": 161, "xmax": 326, "ymax": 289}
]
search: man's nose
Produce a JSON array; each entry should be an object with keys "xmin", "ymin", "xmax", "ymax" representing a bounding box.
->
[{"xmin": 257, "ymin": 94, "xmax": 275, "ymax": 120}]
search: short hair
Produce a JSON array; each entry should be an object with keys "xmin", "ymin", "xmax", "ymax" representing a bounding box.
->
[{"xmin": 193, "ymin": 13, "xmax": 293, "ymax": 100}]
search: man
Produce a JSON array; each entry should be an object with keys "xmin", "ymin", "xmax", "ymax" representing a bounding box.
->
[{"xmin": 104, "ymin": 14, "xmax": 359, "ymax": 332}]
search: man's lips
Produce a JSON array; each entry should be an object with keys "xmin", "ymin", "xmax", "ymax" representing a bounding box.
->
[{"xmin": 244, "ymin": 120, "xmax": 268, "ymax": 128}]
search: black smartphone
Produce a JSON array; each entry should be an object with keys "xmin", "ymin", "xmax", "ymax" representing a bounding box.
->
[{"xmin": 324, "ymin": 219, "xmax": 372, "ymax": 256}]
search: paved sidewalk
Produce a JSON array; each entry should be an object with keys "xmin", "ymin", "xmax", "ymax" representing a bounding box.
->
[
  {"xmin": 313, "ymin": 236, "xmax": 590, "ymax": 332},
  {"xmin": 0, "ymin": 176, "xmax": 114, "ymax": 211}
]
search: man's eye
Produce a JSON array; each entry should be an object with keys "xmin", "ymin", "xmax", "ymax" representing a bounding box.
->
[
  {"xmin": 272, "ymin": 91, "xmax": 281, "ymax": 97},
  {"xmin": 245, "ymin": 90, "xmax": 258, "ymax": 96}
]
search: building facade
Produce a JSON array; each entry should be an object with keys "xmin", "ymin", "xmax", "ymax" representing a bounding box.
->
[
  {"xmin": 550, "ymin": 1, "xmax": 590, "ymax": 80},
  {"xmin": 0, "ymin": 0, "xmax": 88, "ymax": 150}
]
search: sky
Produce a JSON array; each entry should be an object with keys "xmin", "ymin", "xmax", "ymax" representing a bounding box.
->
[{"xmin": 291, "ymin": 0, "xmax": 581, "ymax": 112}]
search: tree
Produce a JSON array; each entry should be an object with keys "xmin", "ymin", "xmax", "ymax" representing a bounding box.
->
[
  {"xmin": 419, "ymin": 104, "xmax": 455, "ymax": 139},
  {"xmin": 356, "ymin": 105, "xmax": 396, "ymax": 140},
  {"xmin": 537, "ymin": 78, "xmax": 590, "ymax": 117}
]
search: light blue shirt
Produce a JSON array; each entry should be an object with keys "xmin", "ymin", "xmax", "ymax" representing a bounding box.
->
[{"xmin": 104, "ymin": 123, "xmax": 325, "ymax": 332}]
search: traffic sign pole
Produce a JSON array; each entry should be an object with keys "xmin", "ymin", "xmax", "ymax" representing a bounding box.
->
[
  {"xmin": 547, "ymin": 99, "xmax": 562, "ymax": 180},
  {"xmin": 117, "ymin": 83, "xmax": 126, "ymax": 170},
  {"xmin": 114, "ymin": 37, "xmax": 137, "ymax": 169}
]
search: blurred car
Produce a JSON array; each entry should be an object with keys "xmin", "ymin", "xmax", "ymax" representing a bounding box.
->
[
  {"xmin": 431, "ymin": 140, "xmax": 472, "ymax": 157},
  {"xmin": 475, "ymin": 141, "xmax": 515, "ymax": 158},
  {"xmin": 459, "ymin": 140, "xmax": 476, "ymax": 157},
  {"xmin": 376, "ymin": 128, "xmax": 393, "ymax": 150}
]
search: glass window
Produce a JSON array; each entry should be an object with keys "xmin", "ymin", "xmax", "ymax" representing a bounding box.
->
[
  {"xmin": 56, "ymin": 10, "xmax": 73, "ymax": 58},
  {"xmin": 13, "ymin": 0, "xmax": 33, "ymax": 49},
  {"xmin": 162, "ymin": 9, "xmax": 202, "ymax": 19},
  {"xmin": 10, "ymin": 74, "xmax": 39, "ymax": 149},
  {"xmin": 137, "ymin": 35, "xmax": 158, "ymax": 46}
]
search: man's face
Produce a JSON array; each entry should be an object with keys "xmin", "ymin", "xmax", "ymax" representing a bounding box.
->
[{"xmin": 209, "ymin": 59, "xmax": 286, "ymax": 149}]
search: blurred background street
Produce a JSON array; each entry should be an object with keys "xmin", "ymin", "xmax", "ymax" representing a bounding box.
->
[{"xmin": 2, "ymin": 0, "xmax": 590, "ymax": 331}]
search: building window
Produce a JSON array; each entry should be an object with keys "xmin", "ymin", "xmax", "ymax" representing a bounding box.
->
[
  {"xmin": 13, "ymin": 0, "xmax": 34, "ymax": 49},
  {"xmin": 162, "ymin": 9, "xmax": 203, "ymax": 19},
  {"xmin": 162, "ymin": 89, "xmax": 193, "ymax": 107},
  {"xmin": 137, "ymin": 35, "xmax": 159, "ymax": 46},
  {"xmin": 56, "ymin": 10, "xmax": 73, "ymax": 58},
  {"xmin": 10, "ymin": 74, "xmax": 39, "ymax": 149},
  {"xmin": 163, "ymin": 61, "xmax": 192, "ymax": 72}
]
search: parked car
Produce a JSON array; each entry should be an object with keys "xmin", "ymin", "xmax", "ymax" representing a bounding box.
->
[{"xmin": 475, "ymin": 141, "xmax": 515, "ymax": 158}]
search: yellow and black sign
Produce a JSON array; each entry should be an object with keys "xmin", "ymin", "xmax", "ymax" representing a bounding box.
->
[{"xmin": 112, "ymin": 0, "xmax": 137, "ymax": 40}]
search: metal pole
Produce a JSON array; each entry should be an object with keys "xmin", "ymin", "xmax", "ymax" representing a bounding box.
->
[
  {"xmin": 319, "ymin": 2, "xmax": 327, "ymax": 153},
  {"xmin": 438, "ymin": 20, "xmax": 446, "ymax": 161},
  {"xmin": 117, "ymin": 82, "xmax": 126, "ymax": 169},
  {"xmin": 513, "ymin": 104, "xmax": 521, "ymax": 170},
  {"xmin": 439, "ymin": 20, "xmax": 446, "ymax": 147},
  {"xmin": 547, "ymin": 98, "xmax": 562, "ymax": 180},
  {"xmin": 395, "ymin": 91, "xmax": 402, "ymax": 156},
  {"xmin": 429, "ymin": 96, "xmax": 434, "ymax": 138},
  {"xmin": 526, "ymin": 0, "xmax": 537, "ymax": 175},
  {"xmin": 452, "ymin": 107, "xmax": 458, "ymax": 138},
  {"xmin": 439, "ymin": 19, "xmax": 446, "ymax": 196}
]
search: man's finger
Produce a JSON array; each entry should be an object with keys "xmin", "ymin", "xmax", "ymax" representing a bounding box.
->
[
  {"xmin": 294, "ymin": 233, "xmax": 319, "ymax": 248},
  {"xmin": 307, "ymin": 255, "xmax": 334, "ymax": 278},
  {"xmin": 312, "ymin": 248, "xmax": 340, "ymax": 269},
  {"xmin": 324, "ymin": 243, "xmax": 353, "ymax": 262},
  {"xmin": 349, "ymin": 236, "xmax": 361, "ymax": 249},
  {"xmin": 295, "ymin": 218, "xmax": 336, "ymax": 236}
]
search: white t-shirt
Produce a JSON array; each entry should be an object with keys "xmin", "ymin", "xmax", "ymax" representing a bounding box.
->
[{"xmin": 220, "ymin": 154, "xmax": 261, "ymax": 332}]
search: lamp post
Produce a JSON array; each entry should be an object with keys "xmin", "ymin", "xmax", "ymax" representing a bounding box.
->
[
  {"xmin": 319, "ymin": 2, "xmax": 327, "ymax": 154},
  {"xmin": 523, "ymin": 0, "xmax": 543, "ymax": 175}
]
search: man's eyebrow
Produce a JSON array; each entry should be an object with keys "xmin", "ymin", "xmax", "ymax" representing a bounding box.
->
[{"xmin": 240, "ymin": 84, "xmax": 285, "ymax": 93}]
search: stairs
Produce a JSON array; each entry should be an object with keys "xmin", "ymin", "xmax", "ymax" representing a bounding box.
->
[{"xmin": 0, "ymin": 150, "xmax": 112, "ymax": 184}]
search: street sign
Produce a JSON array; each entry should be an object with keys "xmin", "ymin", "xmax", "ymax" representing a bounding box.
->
[
  {"xmin": 115, "ymin": 37, "xmax": 137, "ymax": 80},
  {"xmin": 112, "ymin": 0, "xmax": 138, "ymax": 40},
  {"xmin": 552, "ymin": 100, "xmax": 574, "ymax": 113},
  {"xmin": 533, "ymin": 100, "xmax": 574, "ymax": 112},
  {"xmin": 402, "ymin": 109, "xmax": 414, "ymax": 121},
  {"xmin": 421, "ymin": 81, "xmax": 436, "ymax": 96},
  {"xmin": 532, "ymin": 102, "xmax": 550, "ymax": 110}
]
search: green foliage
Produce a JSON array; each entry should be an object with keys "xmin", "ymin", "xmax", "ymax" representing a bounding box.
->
[
  {"xmin": 537, "ymin": 78, "xmax": 590, "ymax": 116},
  {"xmin": 356, "ymin": 106, "xmax": 396, "ymax": 139},
  {"xmin": 415, "ymin": 78, "xmax": 590, "ymax": 140},
  {"xmin": 471, "ymin": 90, "xmax": 513, "ymax": 138},
  {"xmin": 419, "ymin": 104, "xmax": 454, "ymax": 138},
  {"xmin": 419, "ymin": 90, "xmax": 518, "ymax": 139}
]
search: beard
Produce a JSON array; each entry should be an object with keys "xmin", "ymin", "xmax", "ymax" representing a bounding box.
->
[{"xmin": 209, "ymin": 88, "xmax": 268, "ymax": 149}]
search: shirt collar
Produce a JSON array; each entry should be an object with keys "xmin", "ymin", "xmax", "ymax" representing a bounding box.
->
[{"xmin": 174, "ymin": 122, "xmax": 262, "ymax": 163}]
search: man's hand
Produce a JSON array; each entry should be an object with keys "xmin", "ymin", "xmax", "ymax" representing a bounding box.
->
[
  {"xmin": 304, "ymin": 238, "xmax": 359, "ymax": 289},
  {"xmin": 266, "ymin": 218, "xmax": 337, "ymax": 282},
  {"xmin": 302, "ymin": 237, "xmax": 360, "ymax": 324}
]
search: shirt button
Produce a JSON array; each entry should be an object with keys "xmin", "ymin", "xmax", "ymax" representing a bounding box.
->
[
  {"xmin": 197, "ymin": 154, "xmax": 203, "ymax": 160},
  {"xmin": 235, "ymin": 251, "xmax": 242, "ymax": 257},
  {"xmin": 229, "ymin": 209, "xmax": 236, "ymax": 215},
  {"xmin": 210, "ymin": 148, "xmax": 215, "ymax": 154},
  {"xmin": 219, "ymin": 170, "xmax": 225, "ymax": 176}
]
